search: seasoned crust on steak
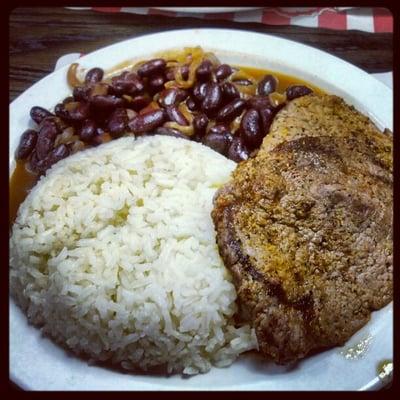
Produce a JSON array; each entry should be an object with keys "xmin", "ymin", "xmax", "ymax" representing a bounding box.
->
[
  {"xmin": 212, "ymin": 94, "xmax": 393, "ymax": 364},
  {"xmin": 262, "ymin": 93, "xmax": 392, "ymax": 159}
]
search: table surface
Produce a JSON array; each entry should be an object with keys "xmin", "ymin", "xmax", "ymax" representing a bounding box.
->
[{"xmin": 9, "ymin": 7, "xmax": 393, "ymax": 103}]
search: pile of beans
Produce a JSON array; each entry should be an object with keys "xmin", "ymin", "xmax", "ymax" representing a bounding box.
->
[{"xmin": 15, "ymin": 53, "xmax": 313, "ymax": 174}]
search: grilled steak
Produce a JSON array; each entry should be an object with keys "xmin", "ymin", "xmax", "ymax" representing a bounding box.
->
[
  {"xmin": 262, "ymin": 93, "xmax": 391, "ymax": 154},
  {"xmin": 212, "ymin": 94, "xmax": 393, "ymax": 364}
]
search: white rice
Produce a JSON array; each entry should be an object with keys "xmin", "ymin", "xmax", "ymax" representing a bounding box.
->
[{"xmin": 10, "ymin": 135, "xmax": 257, "ymax": 375}]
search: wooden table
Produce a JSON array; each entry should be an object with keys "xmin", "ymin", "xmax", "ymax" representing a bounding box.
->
[{"xmin": 9, "ymin": 7, "xmax": 393, "ymax": 103}]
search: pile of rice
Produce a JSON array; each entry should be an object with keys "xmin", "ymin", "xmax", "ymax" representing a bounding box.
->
[{"xmin": 10, "ymin": 135, "xmax": 257, "ymax": 375}]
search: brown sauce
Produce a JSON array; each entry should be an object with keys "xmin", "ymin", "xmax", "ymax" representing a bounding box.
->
[
  {"xmin": 9, "ymin": 66, "xmax": 323, "ymax": 229},
  {"xmin": 9, "ymin": 161, "xmax": 38, "ymax": 228},
  {"xmin": 237, "ymin": 66, "xmax": 323, "ymax": 95}
]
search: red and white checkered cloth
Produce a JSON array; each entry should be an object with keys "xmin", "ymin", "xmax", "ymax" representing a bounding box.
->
[{"xmin": 69, "ymin": 7, "xmax": 393, "ymax": 33}]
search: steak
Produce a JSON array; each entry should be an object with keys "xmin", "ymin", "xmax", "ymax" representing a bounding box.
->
[
  {"xmin": 212, "ymin": 94, "xmax": 393, "ymax": 364},
  {"xmin": 262, "ymin": 93, "xmax": 391, "ymax": 155}
]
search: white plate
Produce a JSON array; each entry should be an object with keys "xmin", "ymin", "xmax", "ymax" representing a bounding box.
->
[{"xmin": 9, "ymin": 29, "xmax": 393, "ymax": 391}]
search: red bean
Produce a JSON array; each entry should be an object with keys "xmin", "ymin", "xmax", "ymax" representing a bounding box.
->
[
  {"xmin": 193, "ymin": 113, "xmax": 209, "ymax": 138},
  {"xmin": 110, "ymin": 72, "xmax": 144, "ymax": 96},
  {"xmin": 259, "ymin": 107, "xmax": 275, "ymax": 135},
  {"xmin": 257, "ymin": 75, "xmax": 277, "ymax": 96},
  {"xmin": 108, "ymin": 108, "xmax": 128, "ymax": 137},
  {"xmin": 35, "ymin": 144, "xmax": 70, "ymax": 173},
  {"xmin": 202, "ymin": 83, "xmax": 222, "ymax": 115},
  {"xmin": 180, "ymin": 64, "xmax": 190, "ymax": 80},
  {"xmin": 62, "ymin": 96, "xmax": 75, "ymax": 105},
  {"xmin": 248, "ymin": 95, "xmax": 273, "ymax": 110},
  {"xmin": 196, "ymin": 60, "xmax": 213, "ymax": 81},
  {"xmin": 128, "ymin": 109, "xmax": 166, "ymax": 134},
  {"xmin": 27, "ymin": 151, "xmax": 43, "ymax": 174},
  {"xmin": 125, "ymin": 73, "xmax": 145, "ymax": 96},
  {"xmin": 232, "ymin": 79, "xmax": 253, "ymax": 86},
  {"xmin": 95, "ymin": 126, "xmax": 105, "ymax": 136},
  {"xmin": 15, "ymin": 129, "xmax": 38, "ymax": 160},
  {"xmin": 73, "ymin": 85, "xmax": 92, "ymax": 102},
  {"xmin": 90, "ymin": 95, "xmax": 124, "ymax": 111},
  {"xmin": 202, "ymin": 132, "xmax": 233, "ymax": 156},
  {"xmin": 228, "ymin": 137, "xmax": 249, "ymax": 162},
  {"xmin": 215, "ymin": 64, "xmax": 233, "ymax": 81},
  {"xmin": 192, "ymin": 82, "xmax": 208, "ymax": 102},
  {"xmin": 240, "ymin": 109, "xmax": 263, "ymax": 149},
  {"xmin": 186, "ymin": 96, "xmax": 198, "ymax": 111},
  {"xmin": 30, "ymin": 106, "xmax": 53, "ymax": 125},
  {"xmin": 39, "ymin": 118, "xmax": 60, "ymax": 136},
  {"xmin": 209, "ymin": 124, "xmax": 229, "ymax": 135},
  {"xmin": 78, "ymin": 119, "xmax": 97, "ymax": 142},
  {"xmin": 216, "ymin": 98, "xmax": 246, "ymax": 123},
  {"xmin": 286, "ymin": 85, "xmax": 312, "ymax": 100},
  {"xmin": 148, "ymin": 75, "xmax": 165, "ymax": 94},
  {"xmin": 152, "ymin": 127, "xmax": 189, "ymax": 140},
  {"xmin": 90, "ymin": 128, "xmax": 108, "ymax": 146},
  {"xmin": 55, "ymin": 102, "xmax": 90, "ymax": 122},
  {"xmin": 137, "ymin": 59, "xmax": 166, "ymax": 78},
  {"xmin": 165, "ymin": 106, "xmax": 189, "ymax": 126},
  {"xmin": 126, "ymin": 94, "xmax": 152, "ymax": 111},
  {"xmin": 54, "ymin": 103, "xmax": 66, "ymax": 119},
  {"xmin": 36, "ymin": 119, "xmax": 59, "ymax": 159},
  {"xmin": 67, "ymin": 102, "xmax": 90, "ymax": 121},
  {"xmin": 165, "ymin": 67, "xmax": 176, "ymax": 81},
  {"xmin": 48, "ymin": 144, "xmax": 70, "ymax": 163},
  {"xmin": 158, "ymin": 88, "xmax": 188, "ymax": 108},
  {"xmin": 221, "ymin": 82, "xmax": 240, "ymax": 102},
  {"xmin": 41, "ymin": 116, "xmax": 68, "ymax": 132},
  {"xmin": 85, "ymin": 68, "xmax": 104, "ymax": 84}
]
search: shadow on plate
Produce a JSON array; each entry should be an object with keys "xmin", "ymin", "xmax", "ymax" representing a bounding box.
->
[
  {"xmin": 42, "ymin": 329, "xmax": 297, "ymax": 379},
  {"xmin": 238, "ymin": 351, "xmax": 299, "ymax": 375}
]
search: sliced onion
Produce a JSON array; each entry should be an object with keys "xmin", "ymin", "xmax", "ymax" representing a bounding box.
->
[
  {"xmin": 67, "ymin": 63, "xmax": 83, "ymax": 88},
  {"xmin": 269, "ymin": 92, "xmax": 287, "ymax": 107},
  {"xmin": 203, "ymin": 52, "xmax": 221, "ymax": 66},
  {"xmin": 205, "ymin": 120, "xmax": 216, "ymax": 135},
  {"xmin": 70, "ymin": 140, "xmax": 86, "ymax": 154},
  {"xmin": 55, "ymin": 127, "xmax": 76, "ymax": 146},
  {"xmin": 167, "ymin": 57, "xmax": 203, "ymax": 89},
  {"xmin": 229, "ymin": 68, "xmax": 256, "ymax": 83},
  {"xmin": 139, "ymin": 101, "xmax": 160, "ymax": 114},
  {"xmin": 164, "ymin": 122, "xmax": 194, "ymax": 136},
  {"xmin": 230, "ymin": 110, "xmax": 246, "ymax": 134},
  {"xmin": 178, "ymin": 103, "xmax": 194, "ymax": 124},
  {"xmin": 131, "ymin": 60, "xmax": 146, "ymax": 74},
  {"xmin": 233, "ymin": 83, "xmax": 256, "ymax": 97},
  {"xmin": 91, "ymin": 83, "xmax": 108, "ymax": 96},
  {"xmin": 126, "ymin": 109, "xmax": 137, "ymax": 120}
]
